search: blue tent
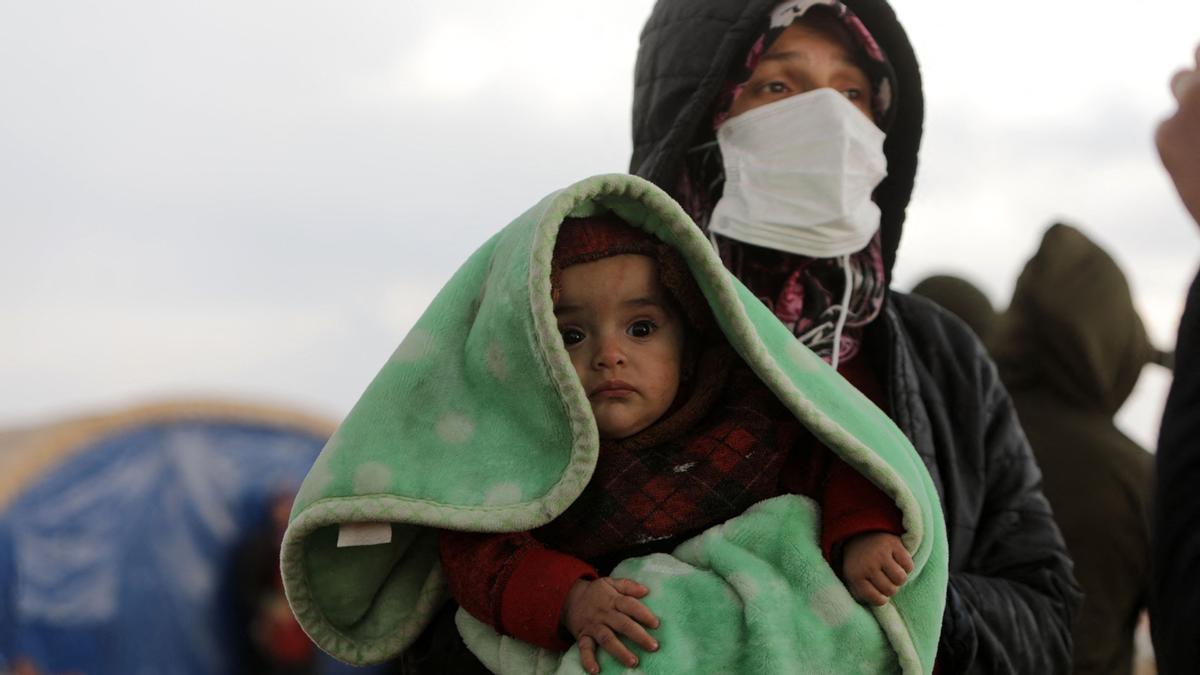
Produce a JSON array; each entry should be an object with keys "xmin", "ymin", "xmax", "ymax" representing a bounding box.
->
[{"xmin": 0, "ymin": 401, "xmax": 383, "ymax": 675}]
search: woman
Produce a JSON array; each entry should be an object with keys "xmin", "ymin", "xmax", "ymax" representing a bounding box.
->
[{"xmin": 629, "ymin": 0, "xmax": 1082, "ymax": 672}]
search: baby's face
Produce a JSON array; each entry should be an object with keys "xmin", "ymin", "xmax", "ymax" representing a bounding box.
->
[{"xmin": 554, "ymin": 254, "xmax": 686, "ymax": 440}]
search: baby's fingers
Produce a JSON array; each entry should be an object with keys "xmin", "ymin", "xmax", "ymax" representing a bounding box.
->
[
  {"xmin": 610, "ymin": 578, "xmax": 650, "ymax": 598},
  {"xmin": 869, "ymin": 569, "xmax": 900, "ymax": 598},
  {"xmin": 851, "ymin": 577, "xmax": 889, "ymax": 606},
  {"xmin": 611, "ymin": 611, "xmax": 660, "ymax": 653},
  {"xmin": 882, "ymin": 558, "xmax": 909, "ymax": 587},
  {"xmin": 885, "ymin": 545, "xmax": 913, "ymax": 586},
  {"xmin": 594, "ymin": 627, "xmax": 640, "ymax": 669},
  {"xmin": 616, "ymin": 594, "xmax": 660, "ymax": 629},
  {"xmin": 578, "ymin": 635, "xmax": 600, "ymax": 675}
]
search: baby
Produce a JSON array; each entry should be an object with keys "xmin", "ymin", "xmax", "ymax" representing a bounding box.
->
[{"xmin": 439, "ymin": 214, "xmax": 912, "ymax": 674}]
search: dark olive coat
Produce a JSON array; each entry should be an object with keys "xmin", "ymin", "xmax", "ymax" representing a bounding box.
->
[{"xmin": 995, "ymin": 224, "xmax": 1155, "ymax": 675}]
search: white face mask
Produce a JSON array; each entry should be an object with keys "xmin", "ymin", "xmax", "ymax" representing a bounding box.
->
[{"xmin": 708, "ymin": 88, "xmax": 888, "ymax": 258}]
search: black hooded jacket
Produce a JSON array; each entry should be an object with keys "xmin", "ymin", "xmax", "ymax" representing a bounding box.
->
[
  {"xmin": 630, "ymin": 1, "xmax": 1082, "ymax": 672},
  {"xmin": 1150, "ymin": 268, "xmax": 1200, "ymax": 674}
]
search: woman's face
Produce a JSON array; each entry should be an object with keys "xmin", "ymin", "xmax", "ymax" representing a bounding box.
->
[{"xmin": 727, "ymin": 18, "xmax": 874, "ymax": 120}]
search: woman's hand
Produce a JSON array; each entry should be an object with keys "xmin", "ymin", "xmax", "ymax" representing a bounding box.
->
[
  {"xmin": 841, "ymin": 532, "xmax": 914, "ymax": 606},
  {"xmin": 562, "ymin": 577, "xmax": 660, "ymax": 674}
]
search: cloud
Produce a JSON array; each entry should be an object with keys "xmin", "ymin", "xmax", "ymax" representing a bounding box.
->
[{"xmin": 1, "ymin": 0, "xmax": 1198, "ymax": 445}]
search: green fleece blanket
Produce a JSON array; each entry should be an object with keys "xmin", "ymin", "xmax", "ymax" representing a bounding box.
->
[{"xmin": 281, "ymin": 173, "xmax": 947, "ymax": 673}]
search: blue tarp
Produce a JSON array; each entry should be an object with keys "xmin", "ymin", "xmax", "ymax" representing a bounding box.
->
[{"xmin": 0, "ymin": 416, "xmax": 383, "ymax": 674}]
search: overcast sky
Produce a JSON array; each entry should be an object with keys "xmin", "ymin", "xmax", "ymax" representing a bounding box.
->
[{"xmin": 3, "ymin": 0, "xmax": 1198, "ymax": 449}]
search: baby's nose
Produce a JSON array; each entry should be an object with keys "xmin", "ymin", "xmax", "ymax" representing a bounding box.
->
[{"xmin": 593, "ymin": 335, "xmax": 627, "ymax": 369}]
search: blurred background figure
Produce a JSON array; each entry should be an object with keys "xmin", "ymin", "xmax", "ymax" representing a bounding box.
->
[
  {"xmin": 1150, "ymin": 41, "xmax": 1200, "ymax": 675},
  {"xmin": 910, "ymin": 274, "xmax": 1000, "ymax": 346},
  {"xmin": 992, "ymin": 223, "xmax": 1165, "ymax": 675},
  {"xmin": 0, "ymin": 401, "xmax": 343, "ymax": 675},
  {"xmin": 231, "ymin": 492, "xmax": 313, "ymax": 675}
]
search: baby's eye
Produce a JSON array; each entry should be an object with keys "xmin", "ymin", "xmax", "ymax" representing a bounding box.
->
[
  {"xmin": 560, "ymin": 328, "xmax": 585, "ymax": 346},
  {"xmin": 627, "ymin": 320, "xmax": 657, "ymax": 338}
]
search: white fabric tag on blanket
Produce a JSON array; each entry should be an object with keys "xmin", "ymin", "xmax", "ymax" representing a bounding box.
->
[{"xmin": 336, "ymin": 522, "xmax": 393, "ymax": 548}]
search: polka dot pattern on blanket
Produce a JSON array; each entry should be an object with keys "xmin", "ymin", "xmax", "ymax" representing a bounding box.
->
[
  {"xmin": 353, "ymin": 461, "xmax": 393, "ymax": 495},
  {"xmin": 484, "ymin": 483, "xmax": 523, "ymax": 506},
  {"xmin": 436, "ymin": 412, "xmax": 475, "ymax": 445},
  {"xmin": 485, "ymin": 342, "xmax": 508, "ymax": 381}
]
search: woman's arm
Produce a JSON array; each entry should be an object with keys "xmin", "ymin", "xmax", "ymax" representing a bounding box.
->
[{"xmin": 938, "ymin": 362, "xmax": 1082, "ymax": 674}]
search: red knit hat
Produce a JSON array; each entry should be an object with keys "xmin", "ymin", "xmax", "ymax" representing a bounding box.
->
[
  {"xmin": 551, "ymin": 213, "xmax": 712, "ymax": 336},
  {"xmin": 553, "ymin": 213, "xmax": 659, "ymax": 269}
]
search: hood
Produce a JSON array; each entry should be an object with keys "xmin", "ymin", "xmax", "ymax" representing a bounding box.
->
[
  {"xmin": 629, "ymin": 0, "xmax": 924, "ymax": 276},
  {"xmin": 994, "ymin": 223, "xmax": 1154, "ymax": 416},
  {"xmin": 910, "ymin": 274, "xmax": 999, "ymax": 345}
]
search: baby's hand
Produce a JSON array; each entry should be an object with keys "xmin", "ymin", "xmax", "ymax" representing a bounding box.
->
[
  {"xmin": 841, "ymin": 532, "xmax": 914, "ymax": 606},
  {"xmin": 562, "ymin": 577, "xmax": 660, "ymax": 674}
]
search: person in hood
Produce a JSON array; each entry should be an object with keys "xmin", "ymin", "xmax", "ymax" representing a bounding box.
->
[
  {"xmin": 629, "ymin": 0, "xmax": 1082, "ymax": 671},
  {"xmin": 910, "ymin": 275, "xmax": 1000, "ymax": 347},
  {"xmin": 1150, "ymin": 41, "xmax": 1200, "ymax": 675},
  {"xmin": 231, "ymin": 493, "xmax": 317, "ymax": 675},
  {"xmin": 438, "ymin": 213, "xmax": 910, "ymax": 673},
  {"xmin": 993, "ymin": 223, "xmax": 1161, "ymax": 675}
]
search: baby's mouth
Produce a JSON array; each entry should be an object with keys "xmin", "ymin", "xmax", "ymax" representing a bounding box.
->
[{"xmin": 591, "ymin": 379, "xmax": 637, "ymax": 398}]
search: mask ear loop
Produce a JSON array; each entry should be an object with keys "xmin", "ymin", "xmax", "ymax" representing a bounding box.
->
[{"xmin": 829, "ymin": 254, "xmax": 853, "ymax": 371}]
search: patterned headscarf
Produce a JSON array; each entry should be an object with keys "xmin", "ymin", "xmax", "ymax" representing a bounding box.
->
[
  {"xmin": 714, "ymin": 0, "xmax": 896, "ymax": 129},
  {"xmin": 682, "ymin": 0, "xmax": 894, "ymax": 366}
]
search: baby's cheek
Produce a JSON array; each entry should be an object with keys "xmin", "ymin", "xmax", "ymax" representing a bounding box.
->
[{"xmin": 568, "ymin": 355, "xmax": 589, "ymax": 384}]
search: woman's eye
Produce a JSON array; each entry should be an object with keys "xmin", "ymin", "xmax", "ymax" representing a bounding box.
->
[
  {"xmin": 844, "ymin": 88, "xmax": 862, "ymax": 100},
  {"xmin": 561, "ymin": 328, "xmax": 585, "ymax": 346},
  {"xmin": 764, "ymin": 81, "xmax": 789, "ymax": 95},
  {"xmin": 627, "ymin": 320, "xmax": 657, "ymax": 338}
]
